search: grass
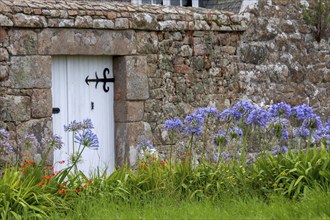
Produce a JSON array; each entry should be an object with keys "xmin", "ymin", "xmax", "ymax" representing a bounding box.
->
[{"xmin": 52, "ymin": 187, "xmax": 330, "ymax": 219}]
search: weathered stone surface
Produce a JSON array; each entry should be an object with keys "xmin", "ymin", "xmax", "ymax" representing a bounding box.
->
[
  {"xmin": 0, "ymin": 48, "xmax": 8, "ymax": 61},
  {"xmin": 131, "ymin": 13, "xmax": 158, "ymax": 30},
  {"xmin": 136, "ymin": 31, "xmax": 158, "ymax": 54},
  {"xmin": 125, "ymin": 56, "xmax": 149, "ymax": 100},
  {"xmin": 8, "ymin": 29, "xmax": 37, "ymax": 55},
  {"xmin": 115, "ymin": 18, "xmax": 129, "ymax": 29},
  {"xmin": 13, "ymin": 13, "xmax": 46, "ymax": 27},
  {"xmin": 16, "ymin": 118, "xmax": 52, "ymax": 156},
  {"xmin": 37, "ymin": 29, "xmax": 136, "ymax": 55},
  {"xmin": 0, "ymin": 28, "xmax": 9, "ymax": 46},
  {"xmin": 115, "ymin": 122, "xmax": 127, "ymax": 166},
  {"xmin": 240, "ymin": 43, "xmax": 268, "ymax": 65},
  {"xmin": 31, "ymin": 89, "xmax": 52, "ymax": 118},
  {"xmin": 9, "ymin": 56, "xmax": 51, "ymax": 88},
  {"xmin": 127, "ymin": 101, "xmax": 144, "ymax": 122},
  {"xmin": 0, "ymin": 95, "xmax": 30, "ymax": 121},
  {"xmin": 0, "ymin": 14, "xmax": 13, "ymax": 26},
  {"xmin": 127, "ymin": 121, "xmax": 152, "ymax": 166},
  {"xmin": 0, "ymin": 65, "xmax": 8, "ymax": 81}
]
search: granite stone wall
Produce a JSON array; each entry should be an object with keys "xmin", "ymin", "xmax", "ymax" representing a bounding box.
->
[{"xmin": 0, "ymin": 0, "xmax": 329, "ymax": 165}]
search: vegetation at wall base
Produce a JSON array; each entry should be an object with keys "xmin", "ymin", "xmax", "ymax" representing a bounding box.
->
[{"xmin": 1, "ymin": 101, "xmax": 329, "ymax": 219}]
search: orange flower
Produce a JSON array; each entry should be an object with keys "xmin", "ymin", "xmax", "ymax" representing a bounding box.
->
[
  {"xmin": 75, "ymin": 188, "xmax": 83, "ymax": 193},
  {"xmin": 160, "ymin": 161, "xmax": 167, "ymax": 166},
  {"xmin": 45, "ymin": 166, "xmax": 54, "ymax": 170},
  {"xmin": 151, "ymin": 157, "xmax": 157, "ymax": 161},
  {"xmin": 186, "ymin": 151, "xmax": 191, "ymax": 157},
  {"xmin": 86, "ymin": 180, "xmax": 92, "ymax": 185},
  {"xmin": 58, "ymin": 189, "xmax": 67, "ymax": 194},
  {"xmin": 28, "ymin": 160, "xmax": 35, "ymax": 165},
  {"xmin": 45, "ymin": 175, "xmax": 51, "ymax": 181},
  {"xmin": 38, "ymin": 182, "xmax": 45, "ymax": 187},
  {"xmin": 59, "ymin": 183, "xmax": 67, "ymax": 188}
]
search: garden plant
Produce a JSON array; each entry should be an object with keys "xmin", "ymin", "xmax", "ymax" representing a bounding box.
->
[{"xmin": 0, "ymin": 101, "xmax": 329, "ymax": 219}]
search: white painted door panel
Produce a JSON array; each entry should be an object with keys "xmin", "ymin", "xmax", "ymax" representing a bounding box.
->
[{"xmin": 52, "ymin": 56, "xmax": 115, "ymax": 176}]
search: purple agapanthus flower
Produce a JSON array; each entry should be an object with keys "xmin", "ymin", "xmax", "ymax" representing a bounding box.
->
[
  {"xmin": 20, "ymin": 133, "xmax": 40, "ymax": 149},
  {"xmin": 64, "ymin": 120, "xmax": 83, "ymax": 132},
  {"xmin": 220, "ymin": 109, "xmax": 240, "ymax": 122},
  {"xmin": 229, "ymin": 127, "xmax": 243, "ymax": 140},
  {"xmin": 268, "ymin": 118, "xmax": 290, "ymax": 140},
  {"xmin": 81, "ymin": 119, "xmax": 94, "ymax": 130},
  {"xmin": 294, "ymin": 127, "xmax": 310, "ymax": 138},
  {"xmin": 301, "ymin": 113, "xmax": 322, "ymax": 131},
  {"xmin": 42, "ymin": 134, "xmax": 64, "ymax": 150},
  {"xmin": 74, "ymin": 129, "xmax": 99, "ymax": 150},
  {"xmin": 0, "ymin": 129, "xmax": 13, "ymax": 154},
  {"xmin": 268, "ymin": 102, "xmax": 291, "ymax": 118},
  {"xmin": 272, "ymin": 145, "xmax": 288, "ymax": 155},
  {"xmin": 194, "ymin": 106, "xmax": 219, "ymax": 119},
  {"xmin": 136, "ymin": 140, "xmax": 155, "ymax": 151},
  {"xmin": 291, "ymin": 104, "xmax": 314, "ymax": 121},
  {"xmin": 214, "ymin": 130, "xmax": 229, "ymax": 146},
  {"xmin": 233, "ymin": 101, "xmax": 255, "ymax": 118},
  {"xmin": 183, "ymin": 113, "xmax": 204, "ymax": 135},
  {"xmin": 213, "ymin": 151, "xmax": 231, "ymax": 162},
  {"xmin": 164, "ymin": 118, "xmax": 183, "ymax": 131},
  {"xmin": 246, "ymin": 108, "xmax": 270, "ymax": 127}
]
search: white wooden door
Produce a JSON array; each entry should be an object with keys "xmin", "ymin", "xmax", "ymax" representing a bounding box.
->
[{"xmin": 52, "ymin": 56, "xmax": 115, "ymax": 176}]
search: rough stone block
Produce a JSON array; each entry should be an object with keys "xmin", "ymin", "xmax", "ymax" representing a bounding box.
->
[
  {"xmin": 13, "ymin": 13, "xmax": 47, "ymax": 27},
  {"xmin": 127, "ymin": 121, "xmax": 152, "ymax": 165},
  {"xmin": 9, "ymin": 56, "xmax": 51, "ymax": 88},
  {"xmin": 38, "ymin": 29, "xmax": 136, "ymax": 55},
  {"xmin": 136, "ymin": 31, "xmax": 159, "ymax": 54},
  {"xmin": 0, "ymin": 15, "xmax": 13, "ymax": 26},
  {"xmin": 115, "ymin": 122, "xmax": 128, "ymax": 166},
  {"xmin": 131, "ymin": 13, "xmax": 158, "ymax": 30},
  {"xmin": 16, "ymin": 118, "xmax": 52, "ymax": 156},
  {"xmin": 127, "ymin": 101, "xmax": 144, "ymax": 122},
  {"xmin": 0, "ymin": 28, "xmax": 9, "ymax": 46},
  {"xmin": 8, "ymin": 30, "xmax": 38, "ymax": 55},
  {"xmin": 115, "ymin": 18, "xmax": 129, "ymax": 29},
  {"xmin": 0, "ymin": 48, "xmax": 9, "ymax": 61},
  {"xmin": 31, "ymin": 89, "xmax": 52, "ymax": 118},
  {"xmin": 0, "ymin": 95, "xmax": 31, "ymax": 122},
  {"xmin": 125, "ymin": 56, "xmax": 149, "ymax": 100},
  {"xmin": 0, "ymin": 65, "xmax": 8, "ymax": 81}
]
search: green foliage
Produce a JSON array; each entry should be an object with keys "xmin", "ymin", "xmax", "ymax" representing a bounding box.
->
[
  {"xmin": 251, "ymin": 144, "xmax": 330, "ymax": 199},
  {"xmin": 0, "ymin": 165, "xmax": 68, "ymax": 219},
  {"xmin": 303, "ymin": 0, "xmax": 330, "ymax": 42}
]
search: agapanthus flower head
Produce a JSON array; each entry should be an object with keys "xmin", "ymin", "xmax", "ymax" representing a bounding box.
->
[
  {"xmin": 301, "ymin": 113, "xmax": 322, "ymax": 131},
  {"xmin": 213, "ymin": 151, "xmax": 231, "ymax": 162},
  {"xmin": 0, "ymin": 129, "xmax": 10, "ymax": 140},
  {"xmin": 233, "ymin": 101, "xmax": 255, "ymax": 118},
  {"xmin": 64, "ymin": 120, "xmax": 83, "ymax": 132},
  {"xmin": 42, "ymin": 134, "xmax": 64, "ymax": 150},
  {"xmin": 136, "ymin": 140, "xmax": 158, "ymax": 161},
  {"xmin": 245, "ymin": 108, "xmax": 270, "ymax": 127},
  {"xmin": 74, "ymin": 129, "xmax": 99, "ymax": 150},
  {"xmin": 214, "ymin": 130, "xmax": 229, "ymax": 146},
  {"xmin": 20, "ymin": 133, "xmax": 40, "ymax": 149},
  {"xmin": 268, "ymin": 118, "xmax": 290, "ymax": 140},
  {"xmin": 291, "ymin": 104, "xmax": 314, "ymax": 121},
  {"xmin": 164, "ymin": 118, "xmax": 183, "ymax": 132},
  {"xmin": 220, "ymin": 109, "xmax": 240, "ymax": 122},
  {"xmin": 268, "ymin": 102, "xmax": 291, "ymax": 118},
  {"xmin": 0, "ymin": 129, "xmax": 13, "ymax": 154},
  {"xmin": 272, "ymin": 145, "xmax": 288, "ymax": 155},
  {"xmin": 81, "ymin": 119, "xmax": 94, "ymax": 130},
  {"xmin": 183, "ymin": 113, "xmax": 204, "ymax": 135},
  {"xmin": 324, "ymin": 118, "xmax": 330, "ymax": 128},
  {"xmin": 294, "ymin": 127, "xmax": 310, "ymax": 138},
  {"xmin": 230, "ymin": 127, "xmax": 243, "ymax": 140},
  {"xmin": 194, "ymin": 106, "xmax": 219, "ymax": 119},
  {"xmin": 136, "ymin": 140, "xmax": 155, "ymax": 152}
]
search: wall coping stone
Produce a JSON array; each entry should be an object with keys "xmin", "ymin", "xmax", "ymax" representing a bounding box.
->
[{"xmin": 0, "ymin": 0, "xmax": 248, "ymax": 31}]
